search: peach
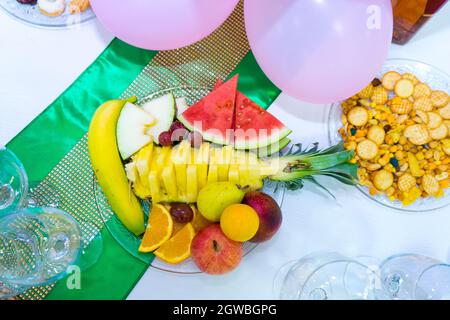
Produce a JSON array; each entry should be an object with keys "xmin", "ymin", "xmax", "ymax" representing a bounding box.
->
[{"xmin": 243, "ymin": 191, "xmax": 282, "ymax": 242}]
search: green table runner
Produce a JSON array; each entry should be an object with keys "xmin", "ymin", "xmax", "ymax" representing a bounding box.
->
[{"xmin": 6, "ymin": 2, "xmax": 281, "ymax": 300}]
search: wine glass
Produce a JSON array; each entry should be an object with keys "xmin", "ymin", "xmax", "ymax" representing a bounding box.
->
[
  {"xmin": 274, "ymin": 252, "xmax": 381, "ymax": 300},
  {"xmin": 0, "ymin": 207, "xmax": 103, "ymax": 299},
  {"xmin": 0, "ymin": 147, "xmax": 28, "ymax": 217},
  {"xmin": 378, "ymin": 253, "xmax": 450, "ymax": 300}
]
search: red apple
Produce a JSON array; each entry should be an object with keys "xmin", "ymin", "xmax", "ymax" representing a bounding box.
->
[
  {"xmin": 191, "ymin": 224, "xmax": 242, "ymax": 275},
  {"xmin": 242, "ymin": 191, "xmax": 282, "ymax": 243}
]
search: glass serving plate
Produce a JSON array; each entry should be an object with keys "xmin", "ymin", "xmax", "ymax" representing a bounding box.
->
[
  {"xmin": 327, "ymin": 59, "xmax": 450, "ymax": 213},
  {"xmin": 0, "ymin": 0, "xmax": 95, "ymax": 28},
  {"xmin": 94, "ymin": 85, "xmax": 286, "ymax": 274}
]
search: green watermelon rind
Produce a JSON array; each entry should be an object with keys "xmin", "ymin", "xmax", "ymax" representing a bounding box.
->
[
  {"xmin": 177, "ymin": 114, "xmax": 230, "ymax": 145},
  {"xmin": 257, "ymin": 137, "xmax": 291, "ymax": 157},
  {"xmin": 234, "ymin": 126, "xmax": 292, "ymax": 150}
]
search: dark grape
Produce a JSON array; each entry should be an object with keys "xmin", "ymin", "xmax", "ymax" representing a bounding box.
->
[
  {"xmin": 169, "ymin": 121, "xmax": 186, "ymax": 133},
  {"xmin": 17, "ymin": 0, "xmax": 37, "ymax": 4},
  {"xmin": 189, "ymin": 131, "xmax": 203, "ymax": 148},
  {"xmin": 158, "ymin": 131, "xmax": 173, "ymax": 146},
  {"xmin": 170, "ymin": 203, "xmax": 194, "ymax": 223}
]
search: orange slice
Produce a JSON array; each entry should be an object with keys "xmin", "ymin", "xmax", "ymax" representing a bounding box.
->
[
  {"xmin": 138, "ymin": 204, "xmax": 173, "ymax": 253},
  {"xmin": 154, "ymin": 223, "xmax": 196, "ymax": 264}
]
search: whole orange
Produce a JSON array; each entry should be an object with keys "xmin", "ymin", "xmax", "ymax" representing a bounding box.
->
[{"xmin": 220, "ymin": 204, "xmax": 259, "ymax": 242}]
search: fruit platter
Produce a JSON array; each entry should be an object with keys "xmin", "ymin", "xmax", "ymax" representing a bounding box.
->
[
  {"xmin": 0, "ymin": 0, "xmax": 94, "ymax": 28},
  {"xmin": 89, "ymin": 75, "xmax": 358, "ymax": 275},
  {"xmin": 328, "ymin": 59, "xmax": 450, "ymax": 212}
]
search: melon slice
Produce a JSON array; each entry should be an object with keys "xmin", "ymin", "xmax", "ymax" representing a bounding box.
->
[
  {"xmin": 177, "ymin": 75, "xmax": 238, "ymax": 145},
  {"xmin": 116, "ymin": 102, "xmax": 156, "ymax": 159},
  {"xmin": 176, "ymin": 97, "xmax": 189, "ymax": 117},
  {"xmin": 141, "ymin": 93, "xmax": 176, "ymax": 143}
]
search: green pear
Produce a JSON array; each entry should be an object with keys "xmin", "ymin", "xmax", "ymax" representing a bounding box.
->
[{"xmin": 197, "ymin": 182, "xmax": 245, "ymax": 222}]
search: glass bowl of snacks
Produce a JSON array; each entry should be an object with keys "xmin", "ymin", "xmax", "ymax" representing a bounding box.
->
[{"xmin": 328, "ymin": 59, "xmax": 450, "ymax": 212}]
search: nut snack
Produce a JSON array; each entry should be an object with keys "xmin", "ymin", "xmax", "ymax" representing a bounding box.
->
[{"xmin": 339, "ymin": 73, "xmax": 450, "ymax": 206}]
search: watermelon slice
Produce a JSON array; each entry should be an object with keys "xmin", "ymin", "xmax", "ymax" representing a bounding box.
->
[
  {"xmin": 215, "ymin": 79, "xmax": 291, "ymax": 150},
  {"xmin": 177, "ymin": 75, "xmax": 238, "ymax": 145},
  {"xmin": 234, "ymin": 91, "xmax": 291, "ymax": 149}
]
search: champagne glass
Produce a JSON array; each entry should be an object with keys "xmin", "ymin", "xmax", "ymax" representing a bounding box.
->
[
  {"xmin": 274, "ymin": 252, "xmax": 380, "ymax": 300},
  {"xmin": 0, "ymin": 147, "xmax": 60, "ymax": 216},
  {"xmin": 0, "ymin": 147, "xmax": 28, "ymax": 216},
  {"xmin": 379, "ymin": 253, "xmax": 450, "ymax": 300},
  {"xmin": 0, "ymin": 207, "xmax": 102, "ymax": 299}
]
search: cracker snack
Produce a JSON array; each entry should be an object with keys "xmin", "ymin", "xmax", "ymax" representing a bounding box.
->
[{"xmin": 339, "ymin": 71, "xmax": 450, "ymax": 206}]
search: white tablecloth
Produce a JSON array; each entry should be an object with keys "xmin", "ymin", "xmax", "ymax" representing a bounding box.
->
[{"xmin": 1, "ymin": 6, "xmax": 450, "ymax": 299}]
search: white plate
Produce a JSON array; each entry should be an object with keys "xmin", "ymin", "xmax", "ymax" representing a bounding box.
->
[{"xmin": 0, "ymin": 0, "xmax": 95, "ymax": 29}]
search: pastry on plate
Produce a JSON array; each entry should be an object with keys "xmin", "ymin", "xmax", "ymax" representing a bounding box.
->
[
  {"xmin": 69, "ymin": 0, "xmax": 90, "ymax": 14},
  {"xmin": 38, "ymin": 0, "xmax": 66, "ymax": 17}
]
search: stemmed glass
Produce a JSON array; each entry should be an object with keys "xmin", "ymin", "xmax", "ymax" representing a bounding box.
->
[
  {"xmin": 274, "ymin": 252, "xmax": 381, "ymax": 300},
  {"xmin": 0, "ymin": 207, "xmax": 103, "ymax": 299},
  {"xmin": 1, "ymin": 147, "xmax": 60, "ymax": 214},
  {"xmin": 378, "ymin": 253, "xmax": 450, "ymax": 300},
  {"xmin": 0, "ymin": 147, "xmax": 28, "ymax": 216},
  {"xmin": 0, "ymin": 148, "xmax": 103, "ymax": 299}
]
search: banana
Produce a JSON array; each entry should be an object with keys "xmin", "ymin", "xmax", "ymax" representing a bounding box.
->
[{"xmin": 88, "ymin": 99, "xmax": 145, "ymax": 236}]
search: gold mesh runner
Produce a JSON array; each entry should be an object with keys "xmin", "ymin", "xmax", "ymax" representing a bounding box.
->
[{"xmin": 18, "ymin": 1, "xmax": 249, "ymax": 300}]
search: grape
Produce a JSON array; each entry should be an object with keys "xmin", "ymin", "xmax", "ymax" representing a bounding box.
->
[
  {"xmin": 170, "ymin": 121, "xmax": 189, "ymax": 143},
  {"xmin": 189, "ymin": 131, "xmax": 203, "ymax": 148},
  {"xmin": 158, "ymin": 131, "xmax": 173, "ymax": 146},
  {"xmin": 17, "ymin": 0, "xmax": 37, "ymax": 4},
  {"xmin": 169, "ymin": 203, "xmax": 194, "ymax": 223},
  {"xmin": 169, "ymin": 121, "xmax": 186, "ymax": 133}
]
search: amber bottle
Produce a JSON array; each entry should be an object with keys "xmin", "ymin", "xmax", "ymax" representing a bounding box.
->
[{"xmin": 392, "ymin": 0, "xmax": 448, "ymax": 44}]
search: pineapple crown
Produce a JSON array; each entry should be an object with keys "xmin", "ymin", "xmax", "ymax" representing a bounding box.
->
[{"xmin": 269, "ymin": 142, "xmax": 359, "ymax": 197}]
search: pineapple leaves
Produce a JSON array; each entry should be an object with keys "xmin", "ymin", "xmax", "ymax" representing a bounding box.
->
[
  {"xmin": 303, "ymin": 176, "xmax": 336, "ymax": 199},
  {"xmin": 284, "ymin": 142, "xmax": 319, "ymax": 157},
  {"xmin": 303, "ymin": 150, "xmax": 354, "ymax": 170},
  {"xmin": 280, "ymin": 179, "xmax": 304, "ymax": 191},
  {"xmin": 271, "ymin": 142, "xmax": 359, "ymax": 195}
]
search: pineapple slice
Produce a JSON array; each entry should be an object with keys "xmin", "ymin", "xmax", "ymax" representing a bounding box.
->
[
  {"xmin": 186, "ymin": 164, "xmax": 198, "ymax": 203},
  {"xmin": 247, "ymin": 164, "xmax": 264, "ymax": 190},
  {"xmin": 148, "ymin": 147, "xmax": 162, "ymax": 203},
  {"xmin": 207, "ymin": 164, "xmax": 219, "ymax": 184},
  {"xmin": 238, "ymin": 164, "xmax": 250, "ymax": 187},
  {"xmin": 126, "ymin": 161, "xmax": 150, "ymax": 199},
  {"xmin": 134, "ymin": 175, "xmax": 151, "ymax": 199},
  {"xmin": 134, "ymin": 143, "xmax": 153, "ymax": 191},
  {"xmin": 156, "ymin": 147, "xmax": 171, "ymax": 196},
  {"xmin": 207, "ymin": 147, "xmax": 219, "ymax": 184},
  {"xmin": 125, "ymin": 162, "xmax": 138, "ymax": 184},
  {"xmin": 196, "ymin": 142, "xmax": 210, "ymax": 190},
  {"xmin": 157, "ymin": 147, "xmax": 171, "ymax": 169},
  {"xmin": 161, "ymin": 156, "xmax": 178, "ymax": 200},
  {"xmin": 171, "ymin": 140, "xmax": 190, "ymax": 194},
  {"xmin": 217, "ymin": 146, "xmax": 234, "ymax": 181},
  {"xmin": 238, "ymin": 164, "xmax": 264, "ymax": 190},
  {"xmin": 228, "ymin": 164, "xmax": 239, "ymax": 184}
]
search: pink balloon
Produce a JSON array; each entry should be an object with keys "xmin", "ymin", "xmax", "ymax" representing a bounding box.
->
[
  {"xmin": 245, "ymin": 0, "xmax": 393, "ymax": 103},
  {"xmin": 91, "ymin": 0, "xmax": 239, "ymax": 50}
]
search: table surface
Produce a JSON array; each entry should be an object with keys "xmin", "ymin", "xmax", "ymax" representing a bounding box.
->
[{"xmin": 1, "ymin": 6, "xmax": 450, "ymax": 300}]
